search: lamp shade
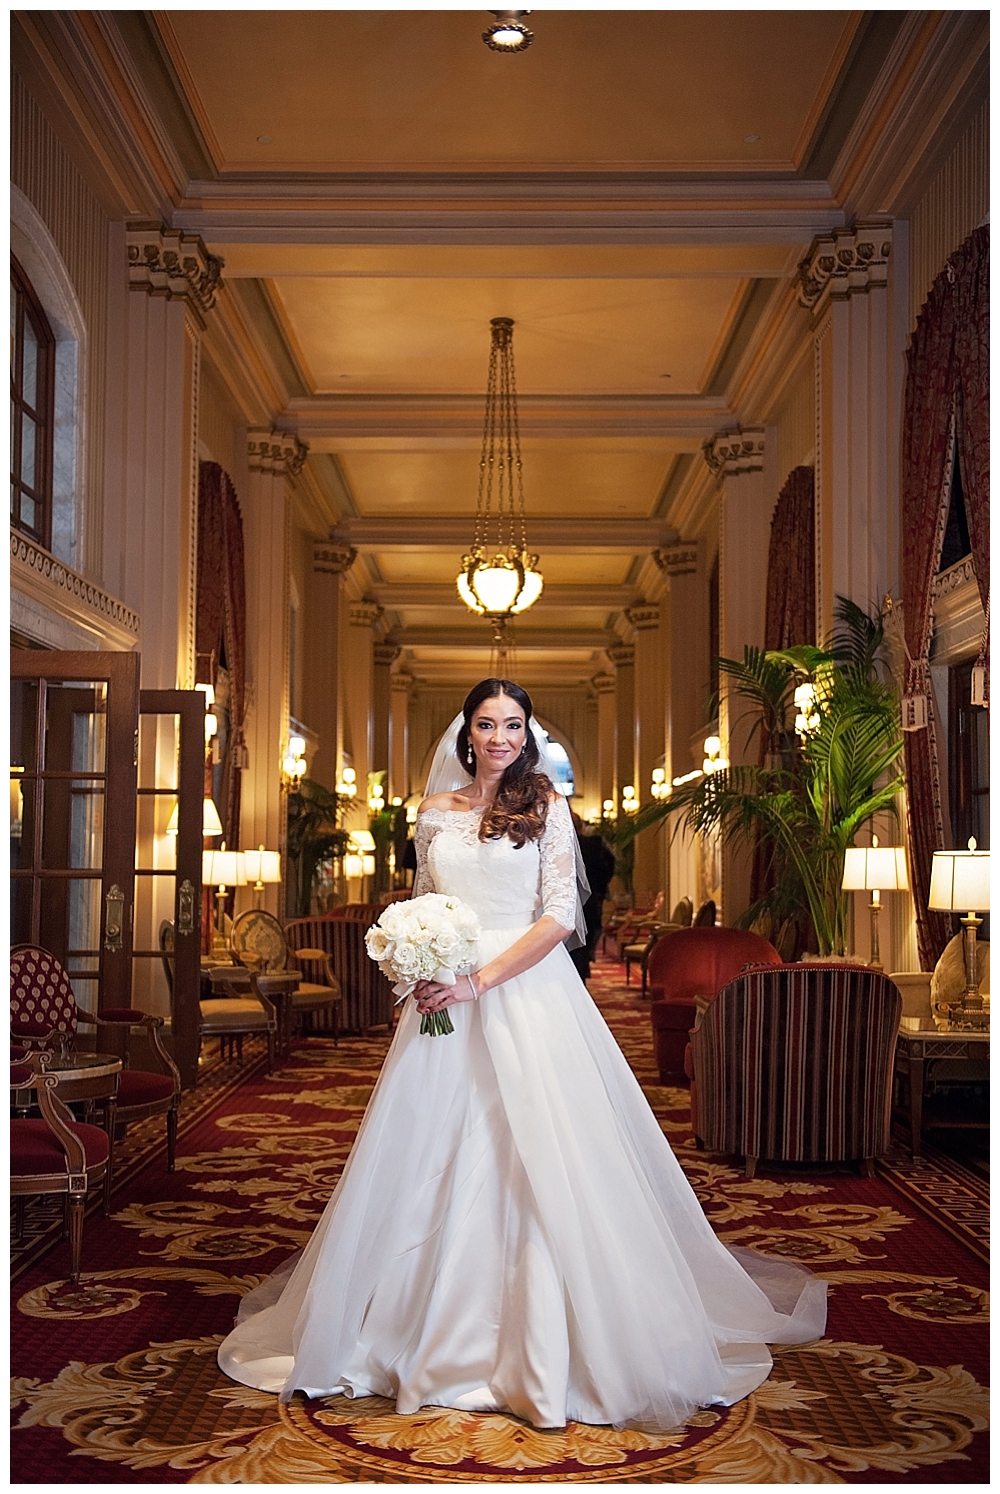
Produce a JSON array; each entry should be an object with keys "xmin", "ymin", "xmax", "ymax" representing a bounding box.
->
[
  {"xmin": 349, "ymin": 830, "xmax": 376, "ymax": 852},
  {"xmin": 202, "ymin": 849, "xmax": 247, "ymax": 888},
  {"xmin": 928, "ymin": 840, "xmax": 991, "ymax": 912},
  {"xmin": 167, "ymin": 798, "xmax": 224, "ymax": 837},
  {"xmin": 244, "ymin": 846, "xmax": 281, "ymax": 884},
  {"xmin": 842, "ymin": 842, "xmax": 908, "ymax": 891},
  {"xmin": 344, "ymin": 853, "xmax": 364, "ymax": 880}
]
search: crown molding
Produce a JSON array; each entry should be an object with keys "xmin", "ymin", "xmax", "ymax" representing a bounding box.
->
[
  {"xmin": 797, "ymin": 223, "xmax": 892, "ymax": 315},
  {"xmin": 370, "ymin": 583, "xmax": 638, "ymax": 610},
  {"xmin": 703, "ymin": 427, "xmax": 766, "ymax": 479}
]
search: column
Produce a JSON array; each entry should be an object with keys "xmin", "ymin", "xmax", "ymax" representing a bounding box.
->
[
  {"xmin": 390, "ymin": 669, "xmax": 414, "ymax": 802},
  {"xmin": 104, "ymin": 223, "xmax": 221, "ymax": 1012},
  {"xmin": 626, "ymin": 604, "xmax": 665, "ymax": 898},
  {"xmin": 372, "ymin": 641, "xmax": 400, "ymax": 783},
  {"xmin": 607, "ymin": 643, "xmax": 635, "ymax": 816},
  {"xmin": 344, "ymin": 601, "xmax": 382, "ymax": 822},
  {"xmin": 240, "ymin": 430, "xmax": 308, "ymax": 891},
  {"xmin": 799, "ymin": 224, "xmax": 895, "ymax": 633},
  {"xmin": 304, "ymin": 541, "xmax": 355, "ymax": 792},
  {"xmin": 591, "ymin": 671, "xmax": 616, "ymax": 812},
  {"xmin": 654, "ymin": 542, "xmax": 706, "ymax": 914},
  {"xmin": 705, "ymin": 427, "xmax": 772, "ymax": 923}
]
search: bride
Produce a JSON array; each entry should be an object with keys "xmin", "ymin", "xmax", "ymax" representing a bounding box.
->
[{"xmin": 217, "ymin": 677, "xmax": 826, "ymax": 1432}]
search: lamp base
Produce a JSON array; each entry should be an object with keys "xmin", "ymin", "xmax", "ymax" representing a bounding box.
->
[{"xmin": 940, "ymin": 916, "xmax": 990, "ymax": 1030}]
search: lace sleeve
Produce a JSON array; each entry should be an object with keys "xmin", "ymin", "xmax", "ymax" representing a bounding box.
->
[
  {"xmin": 412, "ymin": 813, "xmax": 439, "ymax": 899},
  {"xmin": 538, "ymin": 793, "xmax": 581, "ymax": 935}
]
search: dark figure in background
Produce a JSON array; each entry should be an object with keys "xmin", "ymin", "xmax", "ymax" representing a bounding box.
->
[{"xmin": 570, "ymin": 813, "xmax": 617, "ymax": 983}]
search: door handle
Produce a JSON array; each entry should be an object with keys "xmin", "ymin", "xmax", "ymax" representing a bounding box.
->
[
  {"xmin": 177, "ymin": 879, "xmax": 196, "ymax": 936},
  {"xmin": 104, "ymin": 884, "xmax": 126, "ymax": 950}
]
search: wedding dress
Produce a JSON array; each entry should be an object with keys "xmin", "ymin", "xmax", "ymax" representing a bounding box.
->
[{"xmin": 217, "ymin": 793, "xmax": 826, "ymax": 1431}]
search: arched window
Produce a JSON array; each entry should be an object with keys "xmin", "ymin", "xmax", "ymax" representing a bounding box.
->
[{"xmin": 10, "ymin": 255, "xmax": 55, "ymax": 546}]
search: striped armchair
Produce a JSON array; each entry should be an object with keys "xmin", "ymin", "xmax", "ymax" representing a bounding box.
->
[
  {"xmin": 285, "ymin": 909, "xmax": 393, "ymax": 1035},
  {"xmin": 689, "ymin": 963, "xmax": 902, "ymax": 1178}
]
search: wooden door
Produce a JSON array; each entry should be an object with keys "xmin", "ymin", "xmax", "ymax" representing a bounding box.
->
[
  {"xmin": 11, "ymin": 650, "xmax": 139, "ymax": 1014},
  {"xmin": 134, "ymin": 689, "xmax": 206, "ymax": 1088}
]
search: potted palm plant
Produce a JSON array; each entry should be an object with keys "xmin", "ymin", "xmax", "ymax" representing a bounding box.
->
[
  {"xmin": 623, "ymin": 599, "xmax": 905, "ymax": 958},
  {"xmin": 285, "ymin": 778, "xmax": 351, "ymax": 917}
]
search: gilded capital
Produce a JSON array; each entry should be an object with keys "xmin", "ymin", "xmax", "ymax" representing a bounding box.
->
[
  {"xmin": 313, "ymin": 542, "xmax": 356, "ymax": 576},
  {"xmin": 625, "ymin": 603, "xmax": 660, "ymax": 631},
  {"xmin": 391, "ymin": 669, "xmax": 415, "ymax": 694},
  {"xmin": 374, "ymin": 641, "xmax": 402, "ymax": 667},
  {"xmin": 248, "ymin": 428, "xmax": 308, "ymax": 479},
  {"xmin": 798, "ymin": 223, "xmax": 892, "ymax": 314},
  {"xmin": 126, "ymin": 221, "xmax": 222, "ymax": 317},
  {"xmin": 350, "ymin": 601, "xmax": 383, "ymax": 629},
  {"xmin": 607, "ymin": 644, "xmax": 635, "ymax": 669},
  {"xmin": 590, "ymin": 671, "xmax": 616, "ymax": 695},
  {"xmin": 703, "ymin": 427, "xmax": 765, "ymax": 479},
  {"xmin": 653, "ymin": 543, "xmax": 699, "ymax": 577}
]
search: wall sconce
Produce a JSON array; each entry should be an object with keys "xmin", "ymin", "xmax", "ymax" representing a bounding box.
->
[
  {"xmin": 702, "ymin": 736, "xmax": 729, "ymax": 774},
  {"xmin": 842, "ymin": 834, "xmax": 909, "ymax": 970},
  {"xmin": 167, "ymin": 797, "xmax": 224, "ymax": 839},
  {"xmin": 368, "ymin": 778, "xmax": 386, "ymax": 814},
  {"xmin": 650, "ymin": 767, "xmax": 669, "ymax": 801},
  {"xmin": 243, "ymin": 844, "xmax": 281, "ymax": 909},
  {"xmin": 793, "ymin": 681, "xmax": 822, "ymax": 738},
  {"xmin": 621, "ymin": 785, "xmax": 639, "ymax": 815},
  {"xmin": 602, "ymin": 797, "xmax": 616, "ymax": 820},
  {"xmin": 282, "ymin": 735, "xmax": 307, "ymax": 791},
  {"xmin": 336, "ymin": 765, "xmax": 357, "ymax": 799},
  {"xmin": 405, "ymin": 803, "xmax": 419, "ymax": 826}
]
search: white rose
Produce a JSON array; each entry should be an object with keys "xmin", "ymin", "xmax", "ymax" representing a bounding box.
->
[
  {"xmin": 393, "ymin": 941, "xmax": 419, "ymax": 976},
  {"xmin": 365, "ymin": 928, "xmax": 391, "ymax": 960}
]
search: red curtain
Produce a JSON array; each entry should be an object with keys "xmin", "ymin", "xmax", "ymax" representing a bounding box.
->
[
  {"xmin": 900, "ymin": 224, "xmax": 989, "ymax": 970},
  {"xmin": 764, "ymin": 465, "xmax": 816, "ymax": 650},
  {"xmin": 197, "ymin": 462, "xmax": 248, "ymax": 843}
]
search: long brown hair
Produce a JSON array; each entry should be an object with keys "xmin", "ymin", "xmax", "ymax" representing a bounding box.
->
[{"xmin": 457, "ymin": 679, "xmax": 552, "ymax": 848}]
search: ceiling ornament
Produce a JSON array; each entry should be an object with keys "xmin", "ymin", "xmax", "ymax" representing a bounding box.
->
[
  {"xmin": 482, "ymin": 11, "xmax": 533, "ymax": 53},
  {"xmin": 797, "ymin": 224, "xmax": 893, "ymax": 314},
  {"xmin": 703, "ymin": 427, "xmax": 766, "ymax": 479},
  {"xmin": 457, "ymin": 317, "xmax": 544, "ymax": 666},
  {"xmin": 125, "ymin": 222, "xmax": 222, "ymax": 320}
]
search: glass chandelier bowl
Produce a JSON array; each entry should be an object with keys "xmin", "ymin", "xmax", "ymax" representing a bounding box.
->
[
  {"xmin": 457, "ymin": 317, "xmax": 543, "ymax": 623},
  {"xmin": 482, "ymin": 11, "xmax": 533, "ymax": 53}
]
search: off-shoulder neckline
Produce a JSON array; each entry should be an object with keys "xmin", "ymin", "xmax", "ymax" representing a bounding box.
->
[{"xmin": 421, "ymin": 803, "xmax": 486, "ymax": 817}]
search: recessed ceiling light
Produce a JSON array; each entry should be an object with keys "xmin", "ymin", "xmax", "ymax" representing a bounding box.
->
[
  {"xmin": 483, "ymin": 10, "xmax": 533, "ymax": 53},
  {"xmin": 257, "ymin": 134, "xmax": 273, "ymax": 144},
  {"xmin": 744, "ymin": 134, "xmax": 760, "ymax": 143}
]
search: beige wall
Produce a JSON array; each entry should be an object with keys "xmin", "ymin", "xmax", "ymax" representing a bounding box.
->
[
  {"xmin": 769, "ymin": 355, "xmax": 815, "ymax": 490},
  {"xmin": 909, "ymin": 101, "xmax": 988, "ymax": 330},
  {"xmin": 11, "ymin": 69, "xmax": 109, "ymax": 580}
]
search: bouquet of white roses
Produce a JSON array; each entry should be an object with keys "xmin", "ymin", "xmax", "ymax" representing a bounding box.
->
[{"xmin": 365, "ymin": 893, "xmax": 481, "ymax": 1036}]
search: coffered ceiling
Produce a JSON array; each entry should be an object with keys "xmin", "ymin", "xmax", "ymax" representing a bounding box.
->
[{"xmin": 24, "ymin": 6, "xmax": 974, "ymax": 687}]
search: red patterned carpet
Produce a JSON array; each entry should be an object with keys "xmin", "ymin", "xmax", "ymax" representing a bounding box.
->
[{"xmin": 10, "ymin": 956, "xmax": 989, "ymax": 1483}]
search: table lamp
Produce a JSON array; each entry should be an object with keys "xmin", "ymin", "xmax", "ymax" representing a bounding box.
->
[
  {"xmin": 842, "ymin": 835, "xmax": 909, "ymax": 969},
  {"xmin": 202, "ymin": 844, "xmax": 247, "ymax": 956},
  {"xmin": 928, "ymin": 838, "xmax": 991, "ymax": 1029},
  {"xmin": 243, "ymin": 845, "xmax": 281, "ymax": 908}
]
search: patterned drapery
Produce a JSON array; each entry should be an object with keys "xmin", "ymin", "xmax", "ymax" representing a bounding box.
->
[
  {"xmin": 196, "ymin": 462, "xmax": 248, "ymax": 843},
  {"xmin": 901, "ymin": 224, "xmax": 989, "ymax": 970},
  {"xmin": 764, "ymin": 465, "xmax": 816, "ymax": 651}
]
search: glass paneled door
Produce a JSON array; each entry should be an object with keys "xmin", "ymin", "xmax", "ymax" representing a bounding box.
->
[
  {"xmin": 134, "ymin": 690, "xmax": 206, "ymax": 1089},
  {"xmin": 11, "ymin": 651, "xmax": 140, "ymax": 1015}
]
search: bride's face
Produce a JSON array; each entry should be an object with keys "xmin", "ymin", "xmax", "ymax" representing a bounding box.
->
[{"xmin": 469, "ymin": 695, "xmax": 527, "ymax": 774}]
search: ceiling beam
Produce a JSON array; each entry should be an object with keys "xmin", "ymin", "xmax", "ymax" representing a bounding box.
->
[
  {"xmin": 334, "ymin": 517, "xmax": 678, "ymax": 552},
  {"xmin": 373, "ymin": 583, "xmax": 636, "ymax": 608},
  {"xmin": 395, "ymin": 627, "xmax": 613, "ymax": 649},
  {"xmin": 287, "ymin": 394, "xmax": 729, "ymax": 442}
]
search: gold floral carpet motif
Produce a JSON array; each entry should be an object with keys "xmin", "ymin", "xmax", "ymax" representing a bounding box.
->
[{"xmin": 9, "ymin": 958, "xmax": 990, "ymax": 1484}]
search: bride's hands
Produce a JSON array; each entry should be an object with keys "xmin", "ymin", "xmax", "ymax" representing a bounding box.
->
[{"xmin": 414, "ymin": 972, "xmax": 479, "ymax": 1015}]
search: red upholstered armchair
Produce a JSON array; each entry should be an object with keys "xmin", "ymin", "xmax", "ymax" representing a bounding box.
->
[
  {"xmin": 689, "ymin": 963, "xmax": 902, "ymax": 1177},
  {"xmin": 648, "ymin": 927, "xmax": 781, "ymax": 1084}
]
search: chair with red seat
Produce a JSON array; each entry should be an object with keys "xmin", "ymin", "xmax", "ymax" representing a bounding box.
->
[
  {"xmin": 11, "ymin": 945, "xmax": 181, "ymax": 1179},
  {"xmin": 11, "ymin": 1051, "xmax": 110, "ymax": 1284},
  {"xmin": 647, "ymin": 925, "xmax": 781, "ymax": 1084}
]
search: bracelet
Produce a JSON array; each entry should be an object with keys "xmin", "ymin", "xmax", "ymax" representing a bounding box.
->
[{"xmin": 467, "ymin": 972, "xmax": 480, "ymax": 1000}]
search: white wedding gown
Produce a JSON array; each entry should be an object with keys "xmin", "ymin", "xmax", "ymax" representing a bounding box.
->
[{"xmin": 218, "ymin": 796, "xmax": 826, "ymax": 1431}]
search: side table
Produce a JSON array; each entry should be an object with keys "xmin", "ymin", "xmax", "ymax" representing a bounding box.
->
[{"xmin": 893, "ymin": 1026, "xmax": 990, "ymax": 1158}]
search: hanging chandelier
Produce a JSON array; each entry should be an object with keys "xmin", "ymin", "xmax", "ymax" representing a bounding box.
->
[{"xmin": 457, "ymin": 317, "xmax": 543, "ymax": 624}]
